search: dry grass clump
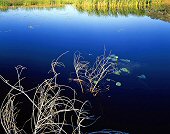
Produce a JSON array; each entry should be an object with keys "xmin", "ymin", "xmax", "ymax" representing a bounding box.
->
[
  {"xmin": 0, "ymin": 93, "xmax": 24, "ymax": 134},
  {"xmin": 0, "ymin": 52, "xmax": 129, "ymax": 134},
  {"xmin": 0, "ymin": 53, "xmax": 96, "ymax": 134},
  {"xmin": 73, "ymin": 49, "xmax": 119, "ymax": 96}
]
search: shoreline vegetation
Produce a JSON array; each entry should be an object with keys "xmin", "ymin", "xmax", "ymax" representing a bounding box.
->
[
  {"xmin": 0, "ymin": 0, "xmax": 164, "ymax": 16},
  {"xmin": 1, "ymin": 0, "xmax": 169, "ymax": 22},
  {"xmin": 164, "ymin": 0, "xmax": 170, "ymax": 5},
  {"xmin": 147, "ymin": 4, "xmax": 170, "ymax": 22},
  {"xmin": 0, "ymin": 0, "xmax": 162, "ymax": 9}
]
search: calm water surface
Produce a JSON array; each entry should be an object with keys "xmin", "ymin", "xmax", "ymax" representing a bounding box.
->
[{"xmin": 0, "ymin": 5, "xmax": 170, "ymax": 134}]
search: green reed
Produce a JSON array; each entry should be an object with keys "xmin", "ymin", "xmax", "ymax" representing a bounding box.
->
[
  {"xmin": 76, "ymin": 4, "xmax": 146, "ymax": 16},
  {"xmin": 0, "ymin": 0, "xmax": 165, "ymax": 21},
  {"xmin": 75, "ymin": 0, "xmax": 163, "ymax": 16},
  {"xmin": 0, "ymin": 0, "xmax": 162, "ymax": 7}
]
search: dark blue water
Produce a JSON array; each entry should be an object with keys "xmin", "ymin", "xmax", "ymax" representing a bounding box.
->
[{"xmin": 0, "ymin": 5, "xmax": 170, "ymax": 134}]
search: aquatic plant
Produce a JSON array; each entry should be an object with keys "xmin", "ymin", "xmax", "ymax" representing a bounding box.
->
[{"xmin": 73, "ymin": 49, "xmax": 130, "ymax": 96}]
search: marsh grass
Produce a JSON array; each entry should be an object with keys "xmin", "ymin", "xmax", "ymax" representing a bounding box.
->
[
  {"xmin": 76, "ymin": 4, "xmax": 147, "ymax": 16},
  {"xmin": 0, "ymin": 0, "xmax": 163, "ymax": 17},
  {"xmin": 0, "ymin": 0, "xmax": 162, "ymax": 8},
  {"xmin": 74, "ymin": 0, "xmax": 163, "ymax": 16}
]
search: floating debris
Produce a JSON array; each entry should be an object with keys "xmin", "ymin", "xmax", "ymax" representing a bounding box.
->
[
  {"xmin": 120, "ymin": 68, "xmax": 130, "ymax": 73},
  {"xmin": 137, "ymin": 74, "xmax": 146, "ymax": 79},
  {"xmin": 116, "ymin": 82, "xmax": 121, "ymax": 86},
  {"xmin": 106, "ymin": 79, "xmax": 116, "ymax": 82},
  {"xmin": 106, "ymin": 78, "xmax": 121, "ymax": 86},
  {"xmin": 120, "ymin": 59, "xmax": 130, "ymax": 63},
  {"xmin": 114, "ymin": 70, "xmax": 121, "ymax": 75},
  {"xmin": 106, "ymin": 78, "xmax": 111, "ymax": 82},
  {"xmin": 93, "ymin": 80, "xmax": 98, "ymax": 84}
]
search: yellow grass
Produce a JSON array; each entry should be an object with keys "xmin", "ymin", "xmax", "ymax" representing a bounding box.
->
[{"xmin": 164, "ymin": 0, "xmax": 170, "ymax": 4}]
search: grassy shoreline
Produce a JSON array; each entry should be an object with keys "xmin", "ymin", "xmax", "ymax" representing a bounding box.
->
[
  {"xmin": 0, "ymin": 0, "xmax": 162, "ymax": 8},
  {"xmin": 0, "ymin": 4, "xmax": 65, "ymax": 8},
  {"xmin": 0, "ymin": 0, "xmax": 168, "ymax": 23}
]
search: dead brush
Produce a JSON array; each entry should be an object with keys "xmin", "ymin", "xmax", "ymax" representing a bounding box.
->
[
  {"xmin": 0, "ymin": 52, "xmax": 96, "ymax": 134},
  {"xmin": 73, "ymin": 49, "xmax": 119, "ymax": 96}
]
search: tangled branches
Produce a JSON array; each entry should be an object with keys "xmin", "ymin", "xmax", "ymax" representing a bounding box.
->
[
  {"xmin": 0, "ymin": 53, "xmax": 96, "ymax": 134},
  {"xmin": 73, "ymin": 50, "xmax": 119, "ymax": 96},
  {"xmin": 0, "ymin": 52, "xmax": 129, "ymax": 134},
  {"xmin": 0, "ymin": 93, "xmax": 23, "ymax": 134},
  {"xmin": 31, "ymin": 77, "xmax": 94, "ymax": 134}
]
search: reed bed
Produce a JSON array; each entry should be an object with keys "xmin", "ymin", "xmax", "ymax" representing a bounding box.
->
[
  {"xmin": 0, "ymin": 0, "xmax": 163, "ymax": 17},
  {"xmin": 0, "ymin": 0, "xmax": 162, "ymax": 8},
  {"xmin": 76, "ymin": 4, "xmax": 148, "ymax": 16},
  {"xmin": 74, "ymin": 0, "xmax": 163, "ymax": 16}
]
